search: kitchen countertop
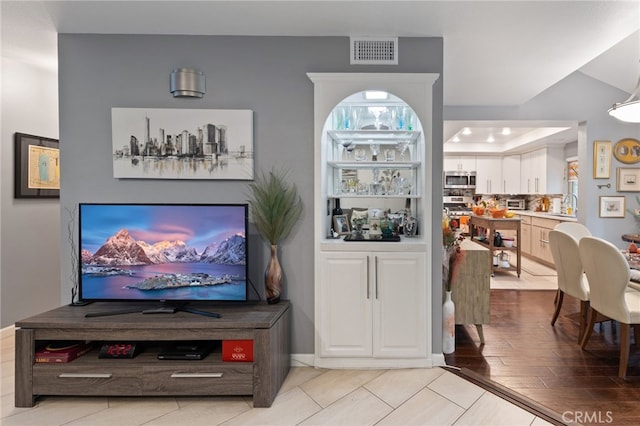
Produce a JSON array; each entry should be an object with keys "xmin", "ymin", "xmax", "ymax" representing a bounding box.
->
[{"xmin": 510, "ymin": 210, "xmax": 578, "ymax": 222}]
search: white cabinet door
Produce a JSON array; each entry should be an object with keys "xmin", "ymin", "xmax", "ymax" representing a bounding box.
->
[
  {"xmin": 531, "ymin": 149, "xmax": 546, "ymax": 194},
  {"xmin": 318, "ymin": 251, "xmax": 426, "ymax": 359},
  {"xmin": 444, "ymin": 156, "xmax": 476, "ymax": 171},
  {"xmin": 537, "ymin": 147, "xmax": 565, "ymax": 195},
  {"xmin": 475, "ymin": 157, "xmax": 502, "ymax": 194},
  {"xmin": 373, "ymin": 252, "xmax": 427, "ymax": 358},
  {"xmin": 318, "ymin": 252, "xmax": 372, "ymax": 357},
  {"xmin": 502, "ymin": 155, "xmax": 521, "ymax": 194},
  {"xmin": 520, "ymin": 151, "xmax": 533, "ymax": 194},
  {"xmin": 520, "ymin": 148, "xmax": 564, "ymax": 194}
]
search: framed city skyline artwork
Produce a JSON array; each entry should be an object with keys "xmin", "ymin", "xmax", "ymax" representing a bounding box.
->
[{"xmin": 111, "ymin": 108, "xmax": 254, "ymax": 180}]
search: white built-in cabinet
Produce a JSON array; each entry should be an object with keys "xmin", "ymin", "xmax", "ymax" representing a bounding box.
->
[
  {"xmin": 443, "ymin": 156, "xmax": 476, "ymax": 172},
  {"xmin": 317, "ymin": 251, "xmax": 427, "ymax": 361},
  {"xmin": 502, "ymin": 155, "xmax": 521, "ymax": 194},
  {"xmin": 475, "ymin": 156, "xmax": 502, "ymax": 194},
  {"xmin": 309, "ymin": 73, "xmax": 438, "ymax": 368}
]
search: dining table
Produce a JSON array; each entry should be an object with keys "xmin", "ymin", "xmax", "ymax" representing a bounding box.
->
[
  {"xmin": 623, "ymin": 251, "xmax": 640, "ymax": 292},
  {"xmin": 622, "ymin": 234, "xmax": 640, "ymax": 244}
]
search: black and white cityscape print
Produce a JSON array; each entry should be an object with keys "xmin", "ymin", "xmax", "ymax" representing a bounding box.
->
[{"xmin": 112, "ymin": 108, "xmax": 253, "ymax": 180}]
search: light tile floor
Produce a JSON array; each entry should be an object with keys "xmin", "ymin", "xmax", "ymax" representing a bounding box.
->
[{"xmin": 1, "ymin": 327, "xmax": 553, "ymax": 426}]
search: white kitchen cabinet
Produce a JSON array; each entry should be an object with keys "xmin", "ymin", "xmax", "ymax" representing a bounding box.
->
[
  {"xmin": 520, "ymin": 151, "xmax": 533, "ymax": 193},
  {"xmin": 475, "ymin": 156, "xmax": 502, "ymax": 194},
  {"xmin": 502, "ymin": 155, "xmax": 521, "ymax": 194},
  {"xmin": 520, "ymin": 147, "xmax": 564, "ymax": 195},
  {"xmin": 444, "ymin": 155, "xmax": 476, "ymax": 172},
  {"xmin": 317, "ymin": 251, "xmax": 427, "ymax": 360}
]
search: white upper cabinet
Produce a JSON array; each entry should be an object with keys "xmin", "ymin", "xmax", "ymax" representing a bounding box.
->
[
  {"xmin": 502, "ymin": 155, "xmax": 521, "ymax": 194},
  {"xmin": 443, "ymin": 155, "xmax": 476, "ymax": 172},
  {"xmin": 446, "ymin": 147, "xmax": 564, "ymax": 195},
  {"xmin": 520, "ymin": 147, "xmax": 564, "ymax": 195},
  {"xmin": 475, "ymin": 156, "xmax": 502, "ymax": 194}
]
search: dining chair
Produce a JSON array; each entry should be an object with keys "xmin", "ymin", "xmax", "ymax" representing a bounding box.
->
[
  {"xmin": 579, "ymin": 236, "xmax": 640, "ymax": 378},
  {"xmin": 548, "ymin": 229, "xmax": 589, "ymax": 342},
  {"xmin": 554, "ymin": 222, "xmax": 591, "ymax": 240}
]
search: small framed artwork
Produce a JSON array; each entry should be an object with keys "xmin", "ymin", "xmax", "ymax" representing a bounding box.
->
[
  {"xmin": 593, "ymin": 140, "xmax": 612, "ymax": 179},
  {"xmin": 14, "ymin": 132, "xmax": 60, "ymax": 198},
  {"xmin": 333, "ymin": 214, "xmax": 351, "ymax": 235},
  {"xmin": 613, "ymin": 138, "xmax": 640, "ymax": 164},
  {"xmin": 616, "ymin": 168, "xmax": 640, "ymax": 192},
  {"xmin": 599, "ymin": 196, "xmax": 625, "ymax": 218}
]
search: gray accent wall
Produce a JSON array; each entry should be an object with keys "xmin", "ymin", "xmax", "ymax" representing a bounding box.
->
[{"xmin": 57, "ymin": 35, "xmax": 444, "ymax": 355}]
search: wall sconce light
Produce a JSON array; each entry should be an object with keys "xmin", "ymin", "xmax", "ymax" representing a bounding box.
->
[{"xmin": 170, "ymin": 68, "xmax": 206, "ymax": 98}]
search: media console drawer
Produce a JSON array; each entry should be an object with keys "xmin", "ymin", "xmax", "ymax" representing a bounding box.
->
[
  {"xmin": 33, "ymin": 365, "xmax": 143, "ymax": 395},
  {"xmin": 143, "ymin": 364, "xmax": 253, "ymax": 395}
]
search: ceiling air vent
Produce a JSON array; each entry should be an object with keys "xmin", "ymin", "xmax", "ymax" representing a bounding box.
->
[{"xmin": 350, "ymin": 37, "xmax": 398, "ymax": 65}]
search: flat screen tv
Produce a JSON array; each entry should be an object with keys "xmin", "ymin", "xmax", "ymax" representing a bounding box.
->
[{"xmin": 79, "ymin": 203, "xmax": 248, "ymax": 303}]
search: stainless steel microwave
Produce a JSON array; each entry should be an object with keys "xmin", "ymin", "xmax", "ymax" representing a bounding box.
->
[{"xmin": 444, "ymin": 171, "xmax": 476, "ymax": 189}]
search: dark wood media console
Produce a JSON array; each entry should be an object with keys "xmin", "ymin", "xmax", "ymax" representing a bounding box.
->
[{"xmin": 14, "ymin": 301, "xmax": 290, "ymax": 408}]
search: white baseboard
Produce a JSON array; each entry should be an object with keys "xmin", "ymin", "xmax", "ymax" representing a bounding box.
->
[
  {"xmin": 431, "ymin": 353, "xmax": 446, "ymax": 366},
  {"xmin": 292, "ymin": 353, "xmax": 447, "ymax": 369}
]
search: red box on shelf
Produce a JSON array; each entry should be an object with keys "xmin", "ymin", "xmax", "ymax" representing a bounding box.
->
[{"xmin": 222, "ymin": 340, "xmax": 253, "ymax": 362}]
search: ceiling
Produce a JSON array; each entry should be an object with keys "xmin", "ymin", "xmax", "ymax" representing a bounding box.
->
[{"xmin": 2, "ymin": 1, "xmax": 639, "ymax": 153}]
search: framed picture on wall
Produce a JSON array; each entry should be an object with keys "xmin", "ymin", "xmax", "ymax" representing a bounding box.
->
[
  {"xmin": 613, "ymin": 138, "xmax": 640, "ymax": 164},
  {"xmin": 111, "ymin": 108, "xmax": 254, "ymax": 180},
  {"xmin": 599, "ymin": 196, "xmax": 625, "ymax": 218},
  {"xmin": 14, "ymin": 132, "xmax": 60, "ymax": 198},
  {"xmin": 617, "ymin": 167, "xmax": 640, "ymax": 192},
  {"xmin": 593, "ymin": 140, "xmax": 612, "ymax": 179}
]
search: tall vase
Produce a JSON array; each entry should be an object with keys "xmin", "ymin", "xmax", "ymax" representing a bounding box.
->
[
  {"xmin": 443, "ymin": 290, "xmax": 455, "ymax": 354},
  {"xmin": 265, "ymin": 244, "xmax": 282, "ymax": 304}
]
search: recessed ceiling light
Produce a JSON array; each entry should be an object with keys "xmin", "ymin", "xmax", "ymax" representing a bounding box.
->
[
  {"xmin": 502, "ymin": 127, "xmax": 511, "ymax": 135},
  {"xmin": 365, "ymin": 91, "xmax": 388, "ymax": 100},
  {"xmin": 487, "ymin": 135, "xmax": 495, "ymax": 143},
  {"xmin": 462, "ymin": 127, "xmax": 471, "ymax": 135},
  {"xmin": 452, "ymin": 136, "xmax": 460, "ymax": 143}
]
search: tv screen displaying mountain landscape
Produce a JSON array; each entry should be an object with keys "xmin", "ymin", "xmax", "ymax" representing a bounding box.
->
[{"xmin": 78, "ymin": 203, "xmax": 248, "ymax": 302}]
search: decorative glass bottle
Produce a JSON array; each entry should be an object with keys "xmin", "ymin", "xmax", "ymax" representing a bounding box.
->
[{"xmin": 442, "ymin": 291, "xmax": 455, "ymax": 354}]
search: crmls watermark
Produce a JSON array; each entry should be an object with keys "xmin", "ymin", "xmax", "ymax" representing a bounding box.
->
[{"xmin": 562, "ymin": 411, "xmax": 614, "ymax": 424}]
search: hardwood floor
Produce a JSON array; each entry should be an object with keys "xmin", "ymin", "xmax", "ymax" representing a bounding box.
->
[{"xmin": 446, "ymin": 289, "xmax": 640, "ymax": 425}]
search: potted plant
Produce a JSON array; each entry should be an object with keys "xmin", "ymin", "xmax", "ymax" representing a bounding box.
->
[{"xmin": 247, "ymin": 168, "xmax": 303, "ymax": 304}]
